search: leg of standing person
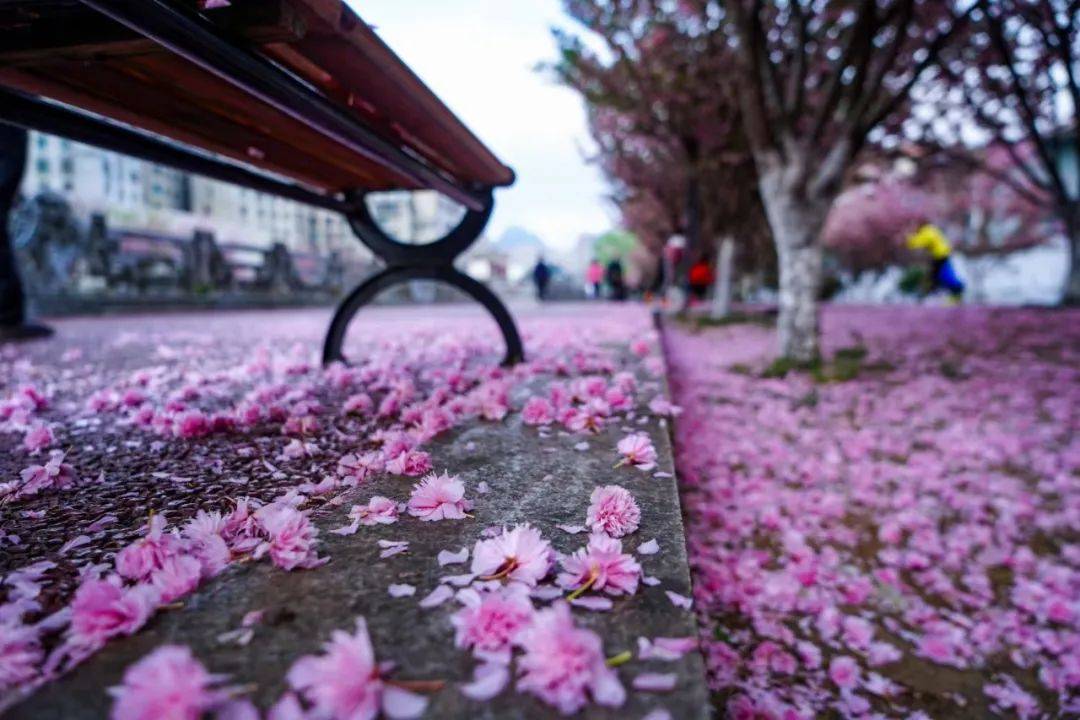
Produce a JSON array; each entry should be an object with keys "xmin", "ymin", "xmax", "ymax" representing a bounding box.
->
[{"xmin": 0, "ymin": 125, "xmax": 51, "ymax": 341}]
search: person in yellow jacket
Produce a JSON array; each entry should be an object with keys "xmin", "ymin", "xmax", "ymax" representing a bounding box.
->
[{"xmin": 906, "ymin": 224, "xmax": 965, "ymax": 301}]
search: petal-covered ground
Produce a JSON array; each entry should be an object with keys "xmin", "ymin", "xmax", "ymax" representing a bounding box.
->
[
  {"xmin": 664, "ymin": 306, "xmax": 1080, "ymax": 719},
  {"xmin": 0, "ymin": 304, "xmax": 705, "ymax": 718}
]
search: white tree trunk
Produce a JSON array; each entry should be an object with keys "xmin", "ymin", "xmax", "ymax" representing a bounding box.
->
[
  {"xmin": 710, "ymin": 236, "xmax": 735, "ymax": 318},
  {"xmin": 776, "ymin": 241, "xmax": 823, "ymax": 361},
  {"xmin": 1066, "ymin": 226, "xmax": 1080, "ymax": 306},
  {"xmin": 759, "ymin": 166, "xmax": 829, "ymax": 362}
]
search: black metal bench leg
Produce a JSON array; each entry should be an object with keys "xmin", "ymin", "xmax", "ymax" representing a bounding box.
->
[{"xmin": 322, "ymin": 265, "xmax": 524, "ymax": 367}]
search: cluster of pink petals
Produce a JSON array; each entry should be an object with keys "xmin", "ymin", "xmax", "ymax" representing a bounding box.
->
[
  {"xmin": 471, "ymin": 524, "xmax": 554, "ymax": 587},
  {"xmin": 115, "ymin": 515, "xmax": 184, "ymax": 581},
  {"xmin": 286, "ymin": 617, "xmax": 426, "ymax": 720},
  {"xmin": 252, "ymin": 503, "xmax": 324, "ymax": 571},
  {"xmin": 384, "ymin": 448, "xmax": 432, "ymax": 477},
  {"xmin": 515, "ymin": 601, "xmax": 625, "ymax": 714},
  {"xmin": 451, "ymin": 586, "xmax": 535, "ymax": 657},
  {"xmin": 12, "ymin": 451, "xmax": 77, "ymax": 499},
  {"xmin": 557, "ymin": 533, "xmax": 641, "ymax": 597},
  {"xmin": 108, "ymin": 644, "xmax": 225, "ymax": 720},
  {"xmin": 0, "ymin": 620, "xmax": 42, "ymax": 692},
  {"xmin": 68, "ymin": 579, "xmax": 158, "ymax": 650},
  {"xmin": 615, "ymin": 433, "xmax": 657, "ymax": 471},
  {"xmin": 406, "ymin": 472, "xmax": 471, "ymax": 521},
  {"xmin": 349, "ymin": 497, "xmax": 400, "ymax": 527},
  {"xmin": 585, "ymin": 485, "xmax": 640, "ymax": 538},
  {"xmin": 22, "ymin": 424, "xmax": 54, "ymax": 453},
  {"xmin": 520, "ymin": 397, "xmax": 554, "ymax": 426}
]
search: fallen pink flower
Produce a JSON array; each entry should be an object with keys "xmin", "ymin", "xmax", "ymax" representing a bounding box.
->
[
  {"xmin": 115, "ymin": 515, "xmax": 183, "ymax": 581},
  {"xmin": 515, "ymin": 601, "xmax": 625, "ymax": 714},
  {"xmin": 253, "ymin": 503, "xmax": 323, "ymax": 571},
  {"xmin": 0, "ymin": 620, "xmax": 42, "ymax": 692},
  {"xmin": 616, "ymin": 433, "xmax": 657, "ymax": 471},
  {"xmin": 108, "ymin": 644, "xmax": 226, "ymax": 720},
  {"xmin": 407, "ymin": 472, "xmax": 471, "ymax": 521},
  {"xmin": 385, "ymin": 449, "xmax": 432, "ymax": 477},
  {"xmin": 558, "ymin": 533, "xmax": 641, "ymax": 597},
  {"xmin": 23, "ymin": 424, "xmax": 54, "ymax": 452},
  {"xmin": 286, "ymin": 617, "xmax": 426, "ymax": 720},
  {"xmin": 828, "ymin": 655, "xmax": 861, "ymax": 690},
  {"xmin": 471, "ymin": 524, "xmax": 553, "ymax": 587},
  {"xmin": 69, "ymin": 579, "xmax": 158, "ymax": 649},
  {"xmin": 585, "ymin": 485, "xmax": 641, "ymax": 538},
  {"xmin": 451, "ymin": 586, "xmax": 534, "ymax": 655},
  {"xmin": 521, "ymin": 397, "xmax": 555, "ymax": 426}
]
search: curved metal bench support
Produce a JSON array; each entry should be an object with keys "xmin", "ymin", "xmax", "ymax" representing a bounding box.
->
[{"xmin": 323, "ymin": 188, "xmax": 524, "ymax": 366}]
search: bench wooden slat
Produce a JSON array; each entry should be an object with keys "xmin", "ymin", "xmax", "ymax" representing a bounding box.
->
[{"xmin": 0, "ymin": 0, "xmax": 514, "ymax": 199}]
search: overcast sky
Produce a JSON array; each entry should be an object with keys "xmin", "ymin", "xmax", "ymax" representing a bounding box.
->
[{"xmin": 351, "ymin": 0, "xmax": 613, "ymax": 250}]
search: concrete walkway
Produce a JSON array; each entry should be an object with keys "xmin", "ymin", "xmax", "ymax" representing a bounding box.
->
[{"xmin": 2, "ymin": 304, "xmax": 709, "ymax": 718}]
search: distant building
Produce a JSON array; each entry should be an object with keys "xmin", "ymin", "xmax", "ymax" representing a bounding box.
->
[{"xmin": 17, "ymin": 133, "xmax": 455, "ymax": 263}]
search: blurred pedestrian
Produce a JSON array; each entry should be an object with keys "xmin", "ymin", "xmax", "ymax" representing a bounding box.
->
[
  {"xmin": 585, "ymin": 258, "xmax": 603, "ymax": 299},
  {"xmin": 906, "ymin": 224, "xmax": 965, "ymax": 303},
  {"xmin": 605, "ymin": 258, "xmax": 626, "ymax": 301},
  {"xmin": 688, "ymin": 255, "xmax": 714, "ymax": 301},
  {"xmin": 532, "ymin": 256, "xmax": 551, "ymax": 301},
  {"xmin": 0, "ymin": 125, "xmax": 51, "ymax": 342}
]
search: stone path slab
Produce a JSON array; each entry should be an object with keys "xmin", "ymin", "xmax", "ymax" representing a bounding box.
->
[{"xmin": 1, "ymin": 305, "xmax": 709, "ymax": 718}]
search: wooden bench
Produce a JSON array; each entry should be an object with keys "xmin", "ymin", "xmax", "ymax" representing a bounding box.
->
[{"xmin": 0, "ymin": 0, "xmax": 523, "ymax": 364}]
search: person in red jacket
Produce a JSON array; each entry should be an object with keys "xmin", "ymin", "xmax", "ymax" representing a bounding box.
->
[{"xmin": 687, "ymin": 256, "xmax": 714, "ymax": 301}]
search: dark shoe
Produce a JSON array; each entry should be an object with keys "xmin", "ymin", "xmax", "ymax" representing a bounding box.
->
[{"xmin": 0, "ymin": 322, "xmax": 54, "ymax": 342}]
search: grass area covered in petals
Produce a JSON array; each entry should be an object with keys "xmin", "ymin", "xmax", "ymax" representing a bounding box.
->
[{"xmin": 664, "ymin": 306, "xmax": 1080, "ymax": 719}]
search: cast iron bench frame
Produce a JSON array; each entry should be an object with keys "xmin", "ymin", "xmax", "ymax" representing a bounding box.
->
[{"xmin": 0, "ymin": 0, "xmax": 524, "ymax": 365}]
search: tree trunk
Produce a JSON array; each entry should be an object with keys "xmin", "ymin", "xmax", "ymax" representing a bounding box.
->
[
  {"xmin": 1065, "ymin": 224, "xmax": 1080, "ymax": 306},
  {"xmin": 759, "ymin": 168, "xmax": 829, "ymax": 362},
  {"xmin": 710, "ymin": 235, "xmax": 734, "ymax": 318}
]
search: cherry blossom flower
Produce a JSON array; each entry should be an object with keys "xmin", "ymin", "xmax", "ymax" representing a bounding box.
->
[
  {"xmin": 17, "ymin": 451, "xmax": 77, "ymax": 497},
  {"xmin": 68, "ymin": 579, "xmax": 158, "ymax": 649},
  {"xmin": 0, "ymin": 620, "xmax": 42, "ymax": 692},
  {"xmin": 115, "ymin": 515, "xmax": 183, "ymax": 581},
  {"xmin": 828, "ymin": 656, "xmax": 861, "ymax": 690},
  {"xmin": 342, "ymin": 393, "xmax": 373, "ymax": 416},
  {"xmin": 150, "ymin": 555, "xmax": 203, "ymax": 603},
  {"xmin": 385, "ymin": 449, "xmax": 432, "ymax": 477},
  {"xmin": 108, "ymin": 644, "xmax": 224, "ymax": 720},
  {"xmin": 173, "ymin": 409, "xmax": 211, "ymax": 439},
  {"xmin": 515, "ymin": 601, "xmax": 625, "ymax": 714},
  {"xmin": 349, "ymin": 496, "xmax": 400, "ymax": 527},
  {"xmin": 521, "ymin": 397, "xmax": 554, "ymax": 426},
  {"xmin": 337, "ymin": 452, "xmax": 384, "ymax": 483},
  {"xmin": 647, "ymin": 396, "xmax": 682, "ymax": 418},
  {"xmin": 253, "ymin": 503, "xmax": 323, "ymax": 571},
  {"xmin": 558, "ymin": 533, "xmax": 641, "ymax": 597},
  {"xmin": 471, "ymin": 524, "xmax": 553, "ymax": 587},
  {"xmin": 407, "ymin": 472, "xmax": 471, "ymax": 521},
  {"xmin": 286, "ymin": 617, "xmax": 426, "ymax": 720},
  {"xmin": 616, "ymin": 433, "xmax": 657, "ymax": 471},
  {"xmin": 23, "ymin": 424, "xmax": 54, "ymax": 452},
  {"xmin": 585, "ymin": 485, "xmax": 640, "ymax": 538},
  {"xmin": 450, "ymin": 586, "xmax": 534, "ymax": 656}
]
